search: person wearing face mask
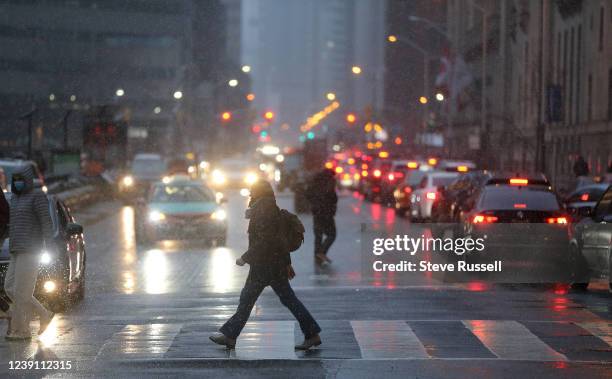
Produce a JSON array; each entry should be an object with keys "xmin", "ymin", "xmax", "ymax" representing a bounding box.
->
[
  {"xmin": 4, "ymin": 165, "xmax": 55, "ymax": 341},
  {"xmin": 209, "ymin": 180, "xmax": 321, "ymax": 350}
]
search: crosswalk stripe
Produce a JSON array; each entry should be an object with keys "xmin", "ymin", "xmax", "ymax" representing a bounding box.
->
[
  {"xmin": 577, "ymin": 322, "xmax": 612, "ymax": 347},
  {"xmin": 351, "ymin": 320, "xmax": 429, "ymax": 359},
  {"xmin": 235, "ymin": 321, "xmax": 296, "ymax": 360},
  {"xmin": 95, "ymin": 323, "xmax": 182, "ymax": 360},
  {"xmin": 463, "ymin": 320, "xmax": 567, "ymax": 361}
]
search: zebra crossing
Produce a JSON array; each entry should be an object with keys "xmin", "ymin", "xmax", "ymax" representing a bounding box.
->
[{"xmin": 3, "ymin": 319, "xmax": 609, "ymax": 363}]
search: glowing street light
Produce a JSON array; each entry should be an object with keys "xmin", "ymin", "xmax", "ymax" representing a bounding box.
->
[
  {"xmin": 173, "ymin": 90, "xmax": 183, "ymax": 100},
  {"xmin": 246, "ymin": 93, "xmax": 255, "ymax": 101},
  {"xmin": 351, "ymin": 65, "xmax": 362, "ymax": 75},
  {"xmin": 70, "ymin": 95, "xmax": 76, "ymax": 102},
  {"xmin": 435, "ymin": 93, "xmax": 445, "ymax": 101},
  {"xmin": 228, "ymin": 79, "xmax": 239, "ymax": 87},
  {"xmin": 346, "ymin": 113, "xmax": 356, "ymax": 123},
  {"xmin": 264, "ymin": 111, "xmax": 275, "ymax": 120},
  {"xmin": 49, "ymin": 94, "xmax": 55, "ymax": 101},
  {"xmin": 419, "ymin": 96, "xmax": 428, "ymax": 104},
  {"xmin": 115, "ymin": 88, "xmax": 125, "ymax": 97},
  {"xmin": 326, "ymin": 92, "xmax": 336, "ymax": 101},
  {"xmin": 221, "ymin": 111, "xmax": 232, "ymax": 121},
  {"xmin": 241, "ymin": 65, "xmax": 251, "ymax": 73},
  {"xmin": 387, "ymin": 35, "xmax": 398, "ymax": 43},
  {"xmin": 154, "ymin": 106, "xmax": 162, "ymax": 114}
]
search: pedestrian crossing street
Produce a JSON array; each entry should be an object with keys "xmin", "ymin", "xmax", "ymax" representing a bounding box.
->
[{"xmin": 3, "ymin": 319, "xmax": 610, "ymax": 363}]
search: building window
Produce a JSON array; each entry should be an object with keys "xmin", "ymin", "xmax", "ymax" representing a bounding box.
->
[
  {"xmin": 608, "ymin": 68, "xmax": 612, "ymax": 120},
  {"xmin": 587, "ymin": 74, "xmax": 592, "ymax": 121},
  {"xmin": 600, "ymin": 6, "xmax": 605, "ymax": 51}
]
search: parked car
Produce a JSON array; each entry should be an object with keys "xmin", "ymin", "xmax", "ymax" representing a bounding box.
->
[
  {"xmin": 438, "ymin": 160, "xmax": 476, "ymax": 173},
  {"xmin": 569, "ymin": 185, "xmax": 612, "ymax": 290},
  {"xmin": 564, "ymin": 183, "xmax": 609, "ymax": 218},
  {"xmin": 431, "ymin": 171, "xmax": 493, "ymax": 223},
  {"xmin": 409, "ymin": 172, "xmax": 460, "ymax": 221},
  {"xmin": 392, "ymin": 167, "xmax": 428, "ymax": 217},
  {"xmin": 134, "ymin": 175, "xmax": 228, "ymax": 246},
  {"xmin": 0, "ymin": 193, "xmax": 86, "ymax": 313}
]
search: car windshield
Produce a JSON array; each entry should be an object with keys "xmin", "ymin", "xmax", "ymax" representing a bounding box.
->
[
  {"xmin": 132, "ymin": 160, "xmax": 166, "ymax": 175},
  {"xmin": 480, "ymin": 187, "xmax": 561, "ymax": 211},
  {"xmin": 151, "ymin": 184, "xmax": 214, "ymax": 203}
]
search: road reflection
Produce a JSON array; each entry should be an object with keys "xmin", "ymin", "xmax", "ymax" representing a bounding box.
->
[
  {"xmin": 143, "ymin": 249, "xmax": 169, "ymax": 294},
  {"xmin": 208, "ymin": 247, "xmax": 237, "ymax": 293}
]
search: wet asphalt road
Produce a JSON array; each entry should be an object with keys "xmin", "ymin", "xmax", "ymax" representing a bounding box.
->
[{"xmin": 0, "ymin": 189, "xmax": 610, "ymax": 378}]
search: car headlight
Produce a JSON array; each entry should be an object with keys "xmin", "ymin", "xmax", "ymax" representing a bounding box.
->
[
  {"xmin": 212, "ymin": 169, "xmax": 226, "ymax": 185},
  {"xmin": 43, "ymin": 280, "xmax": 56, "ymax": 293},
  {"xmin": 40, "ymin": 251, "xmax": 53, "ymax": 265},
  {"xmin": 122, "ymin": 175, "xmax": 134, "ymax": 187},
  {"xmin": 148, "ymin": 210, "xmax": 166, "ymax": 222},
  {"xmin": 211, "ymin": 209, "xmax": 227, "ymax": 221},
  {"xmin": 244, "ymin": 172, "xmax": 258, "ymax": 185}
]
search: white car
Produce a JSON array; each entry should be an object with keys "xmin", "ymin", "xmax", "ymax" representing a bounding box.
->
[{"xmin": 410, "ymin": 172, "xmax": 460, "ymax": 221}]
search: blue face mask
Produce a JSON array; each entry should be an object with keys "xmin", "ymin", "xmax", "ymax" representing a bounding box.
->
[{"xmin": 13, "ymin": 181, "xmax": 25, "ymax": 192}]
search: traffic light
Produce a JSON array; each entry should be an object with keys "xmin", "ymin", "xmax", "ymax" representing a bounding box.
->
[
  {"xmin": 264, "ymin": 111, "xmax": 275, "ymax": 121},
  {"xmin": 221, "ymin": 111, "xmax": 232, "ymax": 121},
  {"xmin": 346, "ymin": 113, "xmax": 356, "ymax": 124}
]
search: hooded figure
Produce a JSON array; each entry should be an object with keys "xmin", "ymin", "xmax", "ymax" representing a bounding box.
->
[
  {"xmin": 4, "ymin": 165, "xmax": 55, "ymax": 340},
  {"xmin": 210, "ymin": 180, "xmax": 322, "ymax": 350},
  {"xmin": 306, "ymin": 169, "xmax": 338, "ymax": 264}
]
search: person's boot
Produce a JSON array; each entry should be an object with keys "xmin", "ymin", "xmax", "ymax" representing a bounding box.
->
[
  {"xmin": 38, "ymin": 312, "xmax": 55, "ymax": 335},
  {"xmin": 295, "ymin": 334, "xmax": 321, "ymax": 350},
  {"xmin": 209, "ymin": 332, "xmax": 236, "ymax": 349}
]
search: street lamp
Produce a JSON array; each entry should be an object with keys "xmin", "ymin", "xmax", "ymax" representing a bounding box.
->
[
  {"xmin": 351, "ymin": 65, "xmax": 362, "ymax": 75},
  {"xmin": 49, "ymin": 94, "xmax": 55, "ymax": 102},
  {"xmin": 435, "ymin": 93, "xmax": 445, "ymax": 102},
  {"xmin": 173, "ymin": 90, "xmax": 183, "ymax": 100},
  {"xmin": 419, "ymin": 96, "xmax": 428, "ymax": 104},
  {"xmin": 387, "ymin": 35, "xmax": 398, "ymax": 43},
  {"xmin": 241, "ymin": 65, "xmax": 251, "ymax": 73},
  {"xmin": 246, "ymin": 93, "xmax": 255, "ymax": 101},
  {"xmin": 115, "ymin": 88, "xmax": 125, "ymax": 97},
  {"xmin": 154, "ymin": 106, "xmax": 162, "ymax": 114},
  {"xmin": 326, "ymin": 92, "xmax": 336, "ymax": 101},
  {"xmin": 228, "ymin": 79, "xmax": 239, "ymax": 87}
]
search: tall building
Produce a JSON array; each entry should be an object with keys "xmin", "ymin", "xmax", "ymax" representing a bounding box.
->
[
  {"xmin": 241, "ymin": 0, "xmax": 386, "ymax": 146},
  {"xmin": 0, "ymin": 0, "xmax": 194, "ymax": 159}
]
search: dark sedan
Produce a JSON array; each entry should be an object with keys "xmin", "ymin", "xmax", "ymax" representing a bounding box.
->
[
  {"xmin": 570, "ymin": 185, "xmax": 612, "ymax": 290},
  {"xmin": 0, "ymin": 193, "xmax": 86, "ymax": 313}
]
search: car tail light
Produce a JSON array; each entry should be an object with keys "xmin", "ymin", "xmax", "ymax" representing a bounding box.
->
[
  {"xmin": 388, "ymin": 173, "xmax": 395, "ymax": 181},
  {"xmin": 473, "ymin": 214, "xmax": 499, "ymax": 223},
  {"xmin": 509, "ymin": 178, "xmax": 529, "ymax": 185},
  {"xmin": 373, "ymin": 187, "xmax": 380, "ymax": 193},
  {"xmin": 513, "ymin": 203, "xmax": 527, "ymax": 209},
  {"xmin": 457, "ymin": 165, "xmax": 468, "ymax": 172},
  {"xmin": 373, "ymin": 169, "xmax": 381, "ymax": 178},
  {"xmin": 546, "ymin": 217, "xmax": 568, "ymax": 224},
  {"xmin": 403, "ymin": 187, "xmax": 412, "ymax": 194},
  {"xmin": 426, "ymin": 192, "xmax": 437, "ymax": 200},
  {"xmin": 407, "ymin": 161, "xmax": 418, "ymax": 169},
  {"xmin": 580, "ymin": 193, "xmax": 589, "ymax": 201},
  {"xmin": 362, "ymin": 163, "xmax": 368, "ymax": 170}
]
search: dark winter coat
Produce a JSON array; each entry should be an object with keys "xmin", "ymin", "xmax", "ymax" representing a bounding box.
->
[
  {"xmin": 8, "ymin": 165, "xmax": 54, "ymax": 254},
  {"xmin": 241, "ymin": 195, "xmax": 290, "ymax": 278},
  {"xmin": 306, "ymin": 172, "xmax": 338, "ymax": 216}
]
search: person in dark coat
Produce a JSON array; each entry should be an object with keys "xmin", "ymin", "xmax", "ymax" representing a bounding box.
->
[
  {"xmin": 306, "ymin": 169, "xmax": 338, "ymax": 264},
  {"xmin": 210, "ymin": 180, "xmax": 321, "ymax": 350},
  {"xmin": 0, "ymin": 189, "xmax": 9, "ymax": 316},
  {"xmin": 573, "ymin": 155, "xmax": 589, "ymax": 177}
]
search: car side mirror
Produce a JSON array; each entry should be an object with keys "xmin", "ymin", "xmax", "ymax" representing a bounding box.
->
[{"xmin": 66, "ymin": 223, "xmax": 83, "ymax": 235}]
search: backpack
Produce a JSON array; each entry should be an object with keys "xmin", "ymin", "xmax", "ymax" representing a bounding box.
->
[{"xmin": 278, "ymin": 209, "xmax": 305, "ymax": 253}]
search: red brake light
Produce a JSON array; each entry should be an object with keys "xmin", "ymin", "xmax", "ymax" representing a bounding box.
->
[
  {"xmin": 513, "ymin": 203, "xmax": 527, "ymax": 209},
  {"xmin": 403, "ymin": 187, "xmax": 412, "ymax": 194},
  {"xmin": 426, "ymin": 192, "xmax": 437, "ymax": 200},
  {"xmin": 373, "ymin": 169, "xmax": 381, "ymax": 178},
  {"xmin": 509, "ymin": 178, "xmax": 529, "ymax": 185},
  {"xmin": 580, "ymin": 193, "xmax": 589, "ymax": 201},
  {"xmin": 473, "ymin": 214, "xmax": 498, "ymax": 223},
  {"xmin": 546, "ymin": 217, "xmax": 568, "ymax": 224}
]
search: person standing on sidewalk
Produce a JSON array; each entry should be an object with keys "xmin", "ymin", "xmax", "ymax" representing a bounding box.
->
[
  {"xmin": 210, "ymin": 180, "xmax": 321, "ymax": 350},
  {"xmin": 306, "ymin": 169, "xmax": 338, "ymax": 265},
  {"xmin": 4, "ymin": 165, "xmax": 55, "ymax": 341}
]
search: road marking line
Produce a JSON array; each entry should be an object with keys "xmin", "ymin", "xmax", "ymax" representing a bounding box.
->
[
  {"xmin": 95, "ymin": 323, "xmax": 182, "ymax": 360},
  {"xmin": 463, "ymin": 320, "xmax": 567, "ymax": 361},
  {"xmin": 234, "ymin": 321, "xmax": 296, "ymax": 360},
  {"xmin": 577, "ymin": 322, "xmax": 612, "ymax": 347},
  {"xmin": 351, "ymin": 320, "xmax": 429, "ymax": 359}
]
